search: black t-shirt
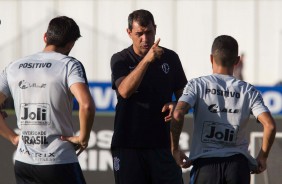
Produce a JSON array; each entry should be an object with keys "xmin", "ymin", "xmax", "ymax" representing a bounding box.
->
[{"xmin": 110, "ymin": 45, "xmax": 187, "ymax": 149}]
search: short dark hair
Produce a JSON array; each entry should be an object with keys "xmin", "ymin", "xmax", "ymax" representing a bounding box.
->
[
  {"xmin": 128, "ymin": 9, "xmax": 156, "ymax": 30},
  {"xmin": 211, "ymin": 35, "xmax": 238, "ymax": 67},
  {"xmin": 46, "ymin": 16, "xmax": 81, "ymax": 47}
]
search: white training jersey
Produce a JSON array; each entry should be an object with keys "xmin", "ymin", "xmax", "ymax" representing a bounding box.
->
[
  {"xmin": 0, "ymin": 51, "xmax": 87, "ymax": 165},
  {"xmin": 179, "ymin": 73, "xmax": 269, "ymax": 169}
]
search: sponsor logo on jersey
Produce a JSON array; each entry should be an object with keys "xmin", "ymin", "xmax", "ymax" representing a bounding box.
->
[
  {"xmin": 208, "ymin": 104, "xmax": 239, "ymax": 113},
  {"xmin": 19, "ymin": 148, "xmax": 56, "ymax": 162},
  {"xmin": 201, "ymin": 121, "xmax": 238, "ymax": 145},
  {"xmin": 206, "ymin": 88, "xmax": 240, "ymax": 98},
  {"xmin": 22, "ymin": 130, "xmax": 47, "ymax": 136},
  {"xmin": 21, "ymin": 131, "xmax": 48, "ymax": 144},
  {"xmin": 161, "ymin": 63, "xmax": 170, "ymax": 74},
  {"xmin": 20, "ymin": 103, "xmax": 50, "ymax": 125},
  {"xmin": 18, "ymin": 80, "xmax": 46, "ymax": 89},
  {"xmin": 22, "ymin": 135, "xmax": 48, "ymax": 145},
  {"xmin": 18, "ymin": 63, "xmax": 52, "ymax": 69},
  {"xmin": 19, "ymin": 148, "xmax": 55, "ymax": 157}
]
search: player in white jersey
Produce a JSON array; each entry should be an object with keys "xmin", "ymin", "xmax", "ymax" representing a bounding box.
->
[
  {"xmin": 0, "ymin": 16, "xmax": 95, "ymax": 184},
  {"xmin": 170, "ymin": 35, "xmax": 276, "ymax": 184}
]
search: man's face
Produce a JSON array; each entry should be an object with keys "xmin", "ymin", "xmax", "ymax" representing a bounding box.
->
[{"xmin": 127, "ymin": 21, "xmax": 156, "ymax": 57}]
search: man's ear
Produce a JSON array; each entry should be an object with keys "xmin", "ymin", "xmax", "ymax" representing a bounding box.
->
[
  {"xmin": 43, "ymin": 33, "xmax": 47, "ymax": 44},
  {"xmin": 126, "ymin": 28, "xmax": 132, "ymax": 39},
  {"xmin": 234, "ymin": 56, "xmax": 240, "ymax": 65},
  {"xmin": 210, "ymin": 54, "xmax": 216, "ymax": 69},
  {"xmin": 210, "ymin": 54, "xmax": 213, "ymax": 65}
]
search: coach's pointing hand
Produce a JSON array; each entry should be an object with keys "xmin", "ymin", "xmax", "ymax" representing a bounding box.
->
[{"xmin": 144, "ymin": 38, "xmax": 164, "ymax": 63}]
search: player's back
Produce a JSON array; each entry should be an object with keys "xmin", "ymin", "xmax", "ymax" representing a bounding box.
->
[
  {"xmin": 4, "ymin": 51, "xmax": 82, "ymax": 165},
  {"xmin": 182, "ymin": 73, "xmax": 268, "ymax": 167}
]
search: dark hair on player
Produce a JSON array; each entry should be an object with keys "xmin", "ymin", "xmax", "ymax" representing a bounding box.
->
[
  {"xmin": 46, "ymin": 16, "xmax": 81, "ymax": 47},
  {"xmin": 211, "ymin": 35, "xmax": 239, "ymax": 67},
  {"xmin": 128, "ymin": 9, "xmax": 156, "ymax": 30}
]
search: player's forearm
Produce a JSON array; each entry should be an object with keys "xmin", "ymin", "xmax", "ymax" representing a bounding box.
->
[
  {"xmin": 170, "ymin": 101, "xmax": 190, "ymax": 151},
  {"xmin": 79, "ymin": 101, "xmax": 95, "ymax": 143},
  {"xmin": 118, "ymin": 59, "xmax": 150, "ymax": 98},
  {"xmin": 259, "ymin": 121, "xmax": 276, "ymax": 158},
  {"xmin": 170, "ymin": 110, "xmax": 185, "ymax": 151},
  {"xmin": 0, "ymin": 94, "xmax": 17, "ymax": 145},
  {"xmin": 257, "ymin": 112, "xmax": 276, "ymax": 158},
  {"xmin": 0, "ymin": 116, "xmax": 18, "ymax": 145},
  {"xmin": 170, "ymin": 122, "xmax": 183, "ymax": 151}
]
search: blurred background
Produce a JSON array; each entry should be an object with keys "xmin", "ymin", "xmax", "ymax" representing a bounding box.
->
[
  {"xmin": 0, "ymin": 0, "xmax": 282, "ymax": 184},
  {"xmin": 1, "ymin": 0, "xmax": 282, "ymax": 85}
]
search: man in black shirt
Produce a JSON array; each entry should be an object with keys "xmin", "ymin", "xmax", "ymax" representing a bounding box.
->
[{"xmin": 110, "ymin": 9, "xmax": 187, "ymax": 184}]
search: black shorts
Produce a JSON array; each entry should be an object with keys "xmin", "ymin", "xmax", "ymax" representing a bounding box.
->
[
  {"xmin": 111, "ymin": 148, "xmax": 183, "ymax": 184},
  {"xmin": 190, "ymin": 154, "xmax": 250, "ymax": 184},
  {"xmin": 14, "ymin": 161, "xmax": 86, "ymax": 184}
]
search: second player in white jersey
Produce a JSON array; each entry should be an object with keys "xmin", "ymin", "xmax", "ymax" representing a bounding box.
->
[
  {"xmin": 170, "ymin": 35, "xmax": 276, "ymax": 184},
  {"xmin": 179, "ymin": 73, "xmax": 268, "ymax": 169}
]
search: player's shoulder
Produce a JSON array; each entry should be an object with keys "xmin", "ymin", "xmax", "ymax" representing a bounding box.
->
[
  {"xmin": 187, "ymin": 75, "xmax": 226, "ymax": 89},
  {"xmin": 191, "ymin": 75, "xmax": 211, "ymax": 83},
  {"xmin": 238, "ymin": 80, "xmax": 259, "ymax": 93},
  {"xmin": 224, "ymin": 78, "xmax": 260, "ymax": 96},
  {"xmin": 52, "ymin": 52, "xmax": 81, "ymax": 66},
  {"xmin": 16, "ymin": 52, "xmax": 39, "ymax": 62},
  {"xmin": 64, "ymin": 55, "xmax": 80, "ymax": 64},
  {"xmin": 185, "ymin": 76, "xmax": 207, "ymax": 87},
  {"xmin": 5, "ymin": 53, "xmax": 39, "ymax": 69}
]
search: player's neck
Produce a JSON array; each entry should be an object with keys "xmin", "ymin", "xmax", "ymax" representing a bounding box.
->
[
  {"xmin": 43, "ymin": 45, "xmax": 69, "ymax": 55},
  {"xmin": 212, "ymin": 66, "xmax": 234, "ymax": 76}
]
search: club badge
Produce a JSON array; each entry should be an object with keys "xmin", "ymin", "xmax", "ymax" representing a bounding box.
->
[{"xmin": 162, "ymin": 63, "xmax": 170, "ymax": 74}]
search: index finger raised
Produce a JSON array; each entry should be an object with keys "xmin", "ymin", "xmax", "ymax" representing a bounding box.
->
[{"xmin": 154, "ymin": 38, "xmax": 161, "ymax": 46}]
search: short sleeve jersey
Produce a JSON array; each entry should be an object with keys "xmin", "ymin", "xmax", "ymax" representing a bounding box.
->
[
  {"xmin": 0, "ymin": 51, "xmax": 88, "ymax": 165},
  {"xmin": 110, "ymin": 45, "xmax": 187, "ymax": 149},
  {"xmin": 179, "ymin": 73, "xmax": 269, "ymax": 168}
]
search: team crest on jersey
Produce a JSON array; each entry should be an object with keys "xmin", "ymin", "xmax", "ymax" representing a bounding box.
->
[
  {"xmin": 161, "ymin": 63, "xmax": 170, "ymax": 74},
  {"xmin": 113, "ymin": 157, "xmax": 120, "ymax": 171}
]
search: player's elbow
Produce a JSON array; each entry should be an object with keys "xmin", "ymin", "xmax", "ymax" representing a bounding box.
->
[
  {"xmin": 266, "ymin": 121, "xmax": 276, "ymax": 135},
  {"xmin": 117, "ymin": 89, "xmax": 132, "ymax": 99},
  {"xmin": 80, "ymin": 100, "xmax": 96, "ymax": 114},
  {"xmin": 173, "ymin": 110, "xmax": 184, "ymax": 122},
  {"xmin": 262, "ymin": 119, "xmax": 277, "ymax": 139}
]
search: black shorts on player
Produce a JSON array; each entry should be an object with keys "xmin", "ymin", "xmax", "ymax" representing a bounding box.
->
[
  {"xmin": 190, "ymin": 154, "xmax": 250, "ymax": 184},
  {"xmin": 14, "ymin": 161, "xmax": 86, "ymax": 184}
]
